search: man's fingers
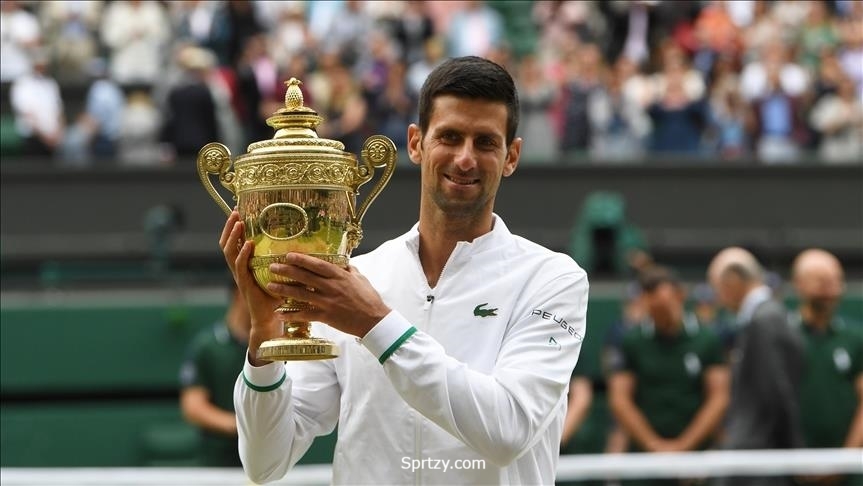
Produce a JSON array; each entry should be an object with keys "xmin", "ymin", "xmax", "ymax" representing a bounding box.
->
[
  {"xmin": 267, "ymin": 281, "xmax": 318, "ymax": 304},
  {"xmin": 222, "ymin": 221, "xmax": 245, "ymax": 264},
  {"xmin": 234, "ymin": 240, "xmax": 256, "ymax": 288},
  {"xmin": 283, "ymin": 252, "xmax": 343, "ymax": 278},
  {"xmin": 218, "ymin": 211, "xmax": 241, "ymax": 248}
]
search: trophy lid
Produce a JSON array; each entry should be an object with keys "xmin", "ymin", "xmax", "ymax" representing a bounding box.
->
[{"xmin": 240, "ymin": 77, "xmax": 351, "ymax": 158}]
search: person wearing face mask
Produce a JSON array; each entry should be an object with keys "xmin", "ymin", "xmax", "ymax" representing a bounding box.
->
[{"xmin": 791, "ymin": 249, "xmax": 863, "ymax": 486}]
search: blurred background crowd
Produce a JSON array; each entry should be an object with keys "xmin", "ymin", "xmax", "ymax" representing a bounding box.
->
[{"xmin": 1, "ymin": 0, "xmax": 862, "ymax": 168}]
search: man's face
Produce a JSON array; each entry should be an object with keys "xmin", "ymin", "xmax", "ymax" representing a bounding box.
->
[
  {"xmin": 407, "ymin": 95, "xmax": 520, "ymax": 219},
  {"xmin": 711, "ymin": 272, "xmax": 743, "ymax": 312},
  {"xmin": 796, "ymin": 268, "xmax": 844, "ymax": 316},
  {"xmin": 642, "ymin": 282, "xmax": 685, "ymax": 332}
]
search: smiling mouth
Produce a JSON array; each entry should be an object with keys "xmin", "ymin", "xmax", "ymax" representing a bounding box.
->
[{"xmin": 444, "ymin": 174, "xmax": 479, "ymax": 185}]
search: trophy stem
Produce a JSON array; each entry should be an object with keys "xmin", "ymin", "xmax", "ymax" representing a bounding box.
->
[
  {"xmin": 255, "ymin": 301, "xmax": 340, "ymax": 362},
  {"xmin": 283, "ymin": 320, "xmax": 311, "ymax": 339}
]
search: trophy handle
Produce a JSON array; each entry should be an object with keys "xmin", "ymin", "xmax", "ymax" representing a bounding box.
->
[
  {"xmin": 196, "ymin": 142, "xmax": 236, "ymax": 216},
  {"xmin": 355, "ymin": 135, "xmax": 397, "ymax": 224}
]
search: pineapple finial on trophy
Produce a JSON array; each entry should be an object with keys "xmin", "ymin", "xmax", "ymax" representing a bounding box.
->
[
  {"xmin": 267, "ymin": 77, "xmax": 322, "ymax": 135},
  {"xmin": 284, "ymin": 77, "xmax": 308, "ymax": 112}
]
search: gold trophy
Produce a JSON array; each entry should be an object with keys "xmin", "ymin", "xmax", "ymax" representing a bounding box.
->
[{"xmin": 197, "ymin": 78, "xmax": 396, "ymax": 361}]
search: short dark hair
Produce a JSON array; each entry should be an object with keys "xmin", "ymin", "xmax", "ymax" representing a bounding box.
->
[
  {"xmin": 417, "ymin": 56, "xmax": 519, "ymax": 145},
  {"xmin": 637, "ymin": 265, "xmax": 682, "ymax": 293}
]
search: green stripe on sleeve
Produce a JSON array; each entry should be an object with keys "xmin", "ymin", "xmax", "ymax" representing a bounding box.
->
[
  {"xmin": 242, "ymin": 370, "xmax": 286, "ymax": 392},
  {"xmin": 379, "ymin": 326, "xmax": 417, "ymax": 364}
]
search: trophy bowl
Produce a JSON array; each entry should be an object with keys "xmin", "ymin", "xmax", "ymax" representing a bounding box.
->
[{"xmin": 197, "ymin": 78, "xmax": 396, "ymax": 361}]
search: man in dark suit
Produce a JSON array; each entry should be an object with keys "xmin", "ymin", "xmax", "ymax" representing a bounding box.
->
[{"xmin": 707, "ymin": 247, "xmax": 805, "ymax": 486}]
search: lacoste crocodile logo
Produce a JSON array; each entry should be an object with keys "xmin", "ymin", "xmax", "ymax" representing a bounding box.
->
[{"xmin": 473, "ymin": 303, "xmax": 498, "ymax": 317}]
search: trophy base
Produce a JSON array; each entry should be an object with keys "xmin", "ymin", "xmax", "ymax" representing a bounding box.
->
[{"xmin": 257, "ymin": 337, "xmax": 340, "ymax": 361}]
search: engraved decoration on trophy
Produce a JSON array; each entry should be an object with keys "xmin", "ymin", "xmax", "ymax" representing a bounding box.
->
[{"xmin": 197, "ymin": 78, "xmax": 396, "ymax": 361}]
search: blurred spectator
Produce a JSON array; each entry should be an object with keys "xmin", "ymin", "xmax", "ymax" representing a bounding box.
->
[
  {"xmin": 100, "ymin": 0, "xmax": 170, "ymax": 88},
  {"xmin": 390, "ymin": 0, "xmax": 435, "ymax": 66},
  {"xmin": 796, "ymin": 0, "xmax": 841, "ymax": 74},
  {"xmin": 356, "ymin": 29, "xmax": 396, "ymax": 107},
  {"xmin": 406, "ymin": 36, "xmax": 446, "ymax": 96},
  {"xmin": 483, "ymin": 41, "xmax": 514, "ymax": 74},
  {"xmin": 691, "ymin": 0, "xmax": 742, "ymax": 81},
  {"xmin": 179, "ymin": 282, "xmax": 251, "ymax": 467},
  {"xmin": 319, "ymin": 0, "xmax": 372, "ymax": 68},
  {"xmin": 305, "ymin": 0, "xmax": 346, "ymax": 51},
  {"xmin": 266, "ymin": 1, "xmax": 311, "ymax": 69},
  {"xmin": 643, "ymin": 42, "xmax": 709, "ymax": 156},
  {"xmin": 59, "ymin": 58, "xmax": 125, "ymax": 167},
  {"xmin": 369, "ymin": 60, "xmax": 416, "ymax": 153},
  {"xmin": 809, "ymin": 74, "xmax": 863, "ymax": 164},
  {"xmin": 316, "ymin": 61, "xmax": 368, "ymax": 154},
  {"xmin": 558, "ymin": 43, "xmax": 606, "ymax": 158},
  {"xmin": 599, "ymin": 1, "xmax": 657, "ymax": 68},
  {"xmin": 607, "ymin": 265, "xmax": 729, "ymax": 462},
  {"xmin": 707, "ymin": 55, "xmax": 750, "ymax": 160},
  {"xmin": 708, "ymin": 247, "xmax": 804, "ymax": 486},
  {"xmin": 208, "ymin": 0, "xmax": 264, "ymax": 68},
  {"xmin": 791, "ymin": 249, "xmax": 863, "ymax": 486},
  {"xmin": 770, "ymin": 0, "xmax": 811, "ymax": 31},
  {"xmin": 118, "ymin": 90, "xmax": 162, "ymax": 167},
  {"xmin": 739, "ymin": 40, "xmax": 809, "ymax": 103},
  {"xmin": 161, "ymin": 45, "xmax": 220, "ymax": 160},
  {"xmin": 588, "ymin": 55, "xmax": 651, "ymax": 162},
  {"xmin": 646, "ymin": 74, "xmax": 709, "ymax": 156},
  {"xmin": 749, "ymin": 66, "xmax": 809, "ymax": 164},
  {"xmin": 39, "ymin": 0, "xmax": 102, "ymax": 85},
  {"xmin": 236, "ymin": 33, "xmax": 280, "ymax": 145},
  {"xmin": 812, "ymin": 49, "xmax": 848, "ymax": 101},
  {"xmin": 722, "ymin": 0, "xmax": 757, "ymax": 32},
  {"xmin": 740, "ymin": 0, "xmax": 786, "ymax": 65},
  {"xmin": 515, "ymin": 54, "xmax": 559, "ymax": 164},
  {"xmin": 169, "ymin": 0, "xmax": 218, "ymax": 49},
  {"xmin": 445, "ymin": 0, "xmax": 504, "ymax": 58},
  {"xmin": 533, "ymin": 1, "xmax": 604, "ymax": 58},
  {"xmin": 0, "ymin": 0, "xmax": 42, "ymax": 83},
  {"xmin": 651, "ymin": 41, "xmax": 706, "ymax": 103},
  {"xmin": 9, "ymin": 50, "xmax": 64, "ymax": 157},
  {"xmin": 836, "ymin": 1, "xmax": 863, "ymax": 94}
]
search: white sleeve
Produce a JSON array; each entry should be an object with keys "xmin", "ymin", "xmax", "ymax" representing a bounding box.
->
[
  {"xmin": 361, "ymin": 272, "xmax": 588, "ymax": 466},
  {"xmin": 234, "ymin": 354, "xmax": 340, "ymax": 484}
]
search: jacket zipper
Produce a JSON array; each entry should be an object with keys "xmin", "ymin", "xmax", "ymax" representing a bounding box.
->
[{"xmin": 413, "ymin": 244, "xmax": 460, "ymax": 485}]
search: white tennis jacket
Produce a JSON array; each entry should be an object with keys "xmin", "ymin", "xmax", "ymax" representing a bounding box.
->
[{"xmin": 235, "ymin": 215, "xmax": 589, "ymax": 485}]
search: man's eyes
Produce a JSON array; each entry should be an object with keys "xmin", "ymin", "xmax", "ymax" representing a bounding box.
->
[{"xmin": 437, "ymin": 133, "xmax": 499, "ymax": 149}]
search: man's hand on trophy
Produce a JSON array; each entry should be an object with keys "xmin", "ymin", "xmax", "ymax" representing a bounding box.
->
[
  {"xmin": 266, "ymin": 254, "xmax": 392, "ymax": 338},
  {"xmin": 219, "ymin": 211, "xmax": 282, "ymax": 361}
]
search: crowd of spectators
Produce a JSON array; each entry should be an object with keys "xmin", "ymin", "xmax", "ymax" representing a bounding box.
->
[{"xmin": 1, "ymin": 0, "xmax": 861, "ymax": 167}]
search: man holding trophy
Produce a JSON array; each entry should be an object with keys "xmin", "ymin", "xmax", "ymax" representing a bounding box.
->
[{"xmin": 212, "ymin": 56, "xmax": 589, "ymax": 484}]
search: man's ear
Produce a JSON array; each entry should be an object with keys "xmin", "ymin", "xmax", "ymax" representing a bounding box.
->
[
  {"xmin": 407, "ymin": 124, "xmax": 422, "ymax": 166},
  {"xmin": 503, "ymin": 137, "xmax": 522, "ymax": 177}
]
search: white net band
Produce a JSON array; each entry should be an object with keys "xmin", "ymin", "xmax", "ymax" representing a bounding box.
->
[{"xmin": 2, "ymin": 448, "xmax": 861, "ymax": 485}]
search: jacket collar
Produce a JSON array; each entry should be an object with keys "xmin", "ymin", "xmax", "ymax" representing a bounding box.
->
[
  {"xmin": 404, "ymin": 213, "xmax": 510, "ymax": 255},
  {"xmin": 736, "ymin": 285, "xmax": 773, "ymax": 326}
]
